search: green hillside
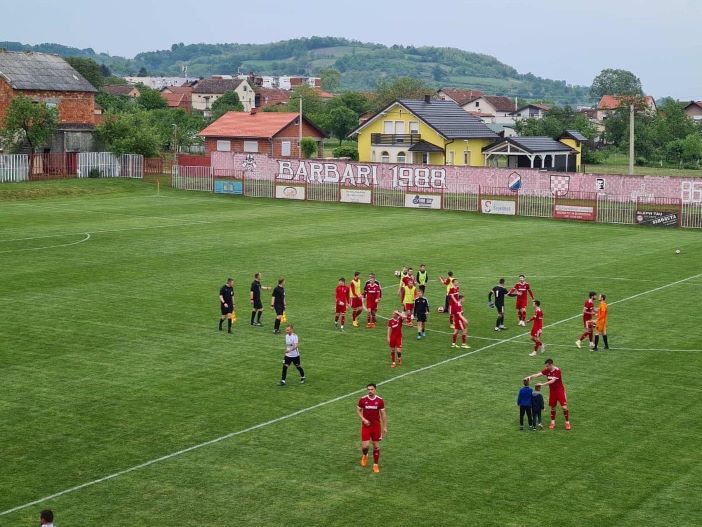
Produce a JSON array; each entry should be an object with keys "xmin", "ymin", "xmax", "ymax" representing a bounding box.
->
[{"xmin": 0, "ymin": 37, "xmax": 592, "ymax": 104}]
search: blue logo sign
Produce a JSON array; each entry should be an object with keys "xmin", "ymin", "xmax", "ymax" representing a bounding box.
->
[
  {"xmin": 215, "ymin": 180, "xmax": 243, "ymax": 195},
  {"xmin": 508, "ymin": 172, "xmax": 522, "ymax": 192}
]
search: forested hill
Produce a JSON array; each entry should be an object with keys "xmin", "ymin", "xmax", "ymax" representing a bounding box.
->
[{"xmin": 0, "ymin": 37, "xmax": 591, "ymax": 104}]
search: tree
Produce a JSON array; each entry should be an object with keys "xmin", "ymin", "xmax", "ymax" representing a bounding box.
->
[
  {"xmin": 147, "ymin": 108, "xmax": 206, "ymax": 151},
  {"xmin": 136, "ymin": 86, "xmax": 167, "ymax": 110},
  {"xmin": 65, "ymin": 57, "xmax": 105, "ymax": 89},
  {"xmin": 319, "ymin": 68, "xmax": 341, "ymax": 93},
  {"xmin": 327, "ymin": 91, "xmax": 371, "ymax": 116},
  {"xmin": 300, "ymin": 137, "xmax": 318, "ymax": 159},
  {"xmin": 99, "ymin": 64, "xmax": 112, "ymax": 78},
  {"xmin": 590, "ymin": 69, "xmax": 643, "ymax": 100},
  {"xmin": 210, "ymin": 91, "xmax": 244, "ymax": 120},
  {"xmin": 137, "ymin": 66, "xmax": 148, "ymax": 77},
  {"xmin": 96, "ymin": 110, "xmax": 162, "ymax": 157},
  {"xmin": 287, "ymin": 84, "xmax": 325, "ymax": 118},
  {"xmin": 322, "ymin": 106, "xmax": 358, "ymax": 145},
  {"xmin": 372, "ymin": 77, "xmax": 432, "ymax": 111},
  {"xmin": 0, "ymin": 95, "xmax": 57, "ymax": 153}
]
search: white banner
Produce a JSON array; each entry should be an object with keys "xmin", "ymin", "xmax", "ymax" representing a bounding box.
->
[
  {"xmin": 404, "ymin": 193, "xmax": 442, "ymax": 209},
  {"xmin": 340, "ymin": 188, "xmax": 372, "ymax": 204},
  {"xmin": 275, "ymin": 185, "xmax": 306, "ymax": 200},
  {"xmin": 481, "ymin": 199, "xmax": 516, "ymax": 215}
]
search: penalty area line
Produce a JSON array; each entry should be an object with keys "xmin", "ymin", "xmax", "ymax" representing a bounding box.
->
[{"xmin": 2, "ymin": 271, "xmax": 701, "ymax": 517}]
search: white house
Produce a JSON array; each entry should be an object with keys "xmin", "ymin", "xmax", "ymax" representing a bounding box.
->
[
  {"xmin": 191, "ymin": 77, "xmax": 256, "ymax": 115},
  {"xmin": 462, "ymin": 96, "xmax": 517, "ymax": 125}
]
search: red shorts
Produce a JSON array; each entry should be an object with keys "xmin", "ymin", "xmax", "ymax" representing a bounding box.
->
[
  {"xmin": 531, "ymin": 327, "xmax": 542, "ymax": 338},
  {"xmin": 351, "ymin": 297, "xmax": 363, "ymax": 309},
  {"xmin": 549, "ymin": 389, "xmax": 567, "ymax": 407},
  {"xmin": 361, "ymin": 421, "xmax": 382, "ymax": 441},
  {"xmin": 366, "ymin": 298, "xmax": 378, "ymax": 310},
  {"xmin": 583, "ymin": 317, "xmax": 593, "ymax": 328},
  {"xmin": 516, "ymin": 298, "xmax": 528, "ymax": 310},
  {"xmin": 336, "ymin": 302, "xmax": 347, "ymax": 314},
  {"xmin": 404, "ymin": 303, "xmax": 414, "ymax": 312},
  {"xmin": 453, "ymin": 314, "xmax": 466, "ymax": 330},
  {"xmin": 389, "ymin": 335, "xmax": 402, "ymax": 349}
]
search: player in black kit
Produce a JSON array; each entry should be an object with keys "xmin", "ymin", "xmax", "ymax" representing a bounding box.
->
[
  {"xmin": 250, "ymin": 272, "xmax": 271, "ymax": 326},
  {"xmin": 271, "ymin": 278, "xmax": 286, "ymax": 334},
  {"xmin": 489, "ymin": 278, "xmax": 509, "ymax": 331},
  {"xmin": 219, "ymin": 278, "xmax": 235, "ymax": 333},
  {"xmin": 413, "ymin": 285, "xmax": 429, "ymax": 339}
]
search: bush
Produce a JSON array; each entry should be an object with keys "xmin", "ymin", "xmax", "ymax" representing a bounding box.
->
[
  {"xmin": 581, "ymin": 149, "xmax": 606, "ymax": 164},
  {"xmin": 88, "ymin": 168, "xmax": 101, "ymax": 178},
  {"xmin": 300, "ymin": 137, "xmax": 318, "ymax": 159},
  {"xmin": 332, "ymin": 145, "xmax": 359, "ymax": 161},
  {"xmin": 635, "ymin": 156, "xmax": 648, "ymax": 167}
]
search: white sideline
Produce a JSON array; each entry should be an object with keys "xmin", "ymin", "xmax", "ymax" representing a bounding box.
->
[
  {"xmin": 2, "ymin": 271, "xmax": 701, "ymax": 517},
  {"xmin": 0, "ymin": 233, "xmax": 91, "ymax": 254}
]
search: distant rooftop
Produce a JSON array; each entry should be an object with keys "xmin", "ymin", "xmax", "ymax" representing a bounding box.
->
[{"xmin": 0, "ymin": 50, "xmax": 96, "ymax": 92}]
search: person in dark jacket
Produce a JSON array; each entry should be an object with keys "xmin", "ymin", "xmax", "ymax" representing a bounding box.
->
[
  {"xmin": 517, "ymin": 379, "xmax": 534, "ymax": 431},
  {"xmin": 532, "ymin": 383, "xmax": 545, "ymax": 429}
]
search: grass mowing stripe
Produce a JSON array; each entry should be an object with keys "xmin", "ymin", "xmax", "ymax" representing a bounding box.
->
[{"xmin": 3, "ymin": 270, "xmax": 700, "ymax": 517}]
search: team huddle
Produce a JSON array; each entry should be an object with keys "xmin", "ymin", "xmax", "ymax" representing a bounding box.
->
[{"xmin": 218, "ymin": 266, "xmax": 612, "ymax": 472}]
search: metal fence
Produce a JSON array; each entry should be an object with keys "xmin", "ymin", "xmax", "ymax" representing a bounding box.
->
[
  {"xmin": 682, "ymin": 202, "xmax": 702, "ymax": 228},
  {"xmin": 597, "ymin": 195, "xmax": 636, "ymax": 224},
  {"xmin": 0, "ymin": 154, "xmax": 29, "ymax": 182},
  {"xmin": 171, "ymin": 166, "xmax": 213, "ymax": 192},
  {"xmin": 77, "ymin": 153, "xmax": 143, "ymax": 179}
]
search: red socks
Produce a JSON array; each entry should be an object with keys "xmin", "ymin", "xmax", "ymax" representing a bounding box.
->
[
  {"xmin": 462, "ymin": 335, "xmax": 466, "ymax": 344},
  {"xmin": 452, "ymin": 334, "xmax": 457, "ymax": 343},
  {"xmin": 390, "ymin": 351, "xmax": 396, "ymax": 362},
  {"xmin": 373, "ymin": 447, "xmax": 380, "ymax": 464},
  {"xmin": 340, "ymin": 315, "xmax": 345, "ymax": 326},
  {"xmin": 534, "ymin": 340, "xmax": 541, "ymax": 351},
  {"xmin": 551, "ymin": 409, "xmax": 556, "ymax": 421},
  {"xmin": 564, "ymin": 409, "xmax": 570, "ymax": 421}
]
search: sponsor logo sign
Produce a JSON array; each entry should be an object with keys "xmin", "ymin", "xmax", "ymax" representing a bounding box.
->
[
  {"xmin": 405, "ymin": 194, "xmax": 441, "ymax": 209},
  {"xmin": 553, "ymin": 204, "xmax": 595, "ymax": 221},
  {"xmin": 635, "ymin": 210, "xmax": 679, "ymax": 227},
  {"xmin": 275, "ymin": 185, "xmax": 306, "ymax": 200},
  {"xmin": 508, "ymin": 172, "xmax": 522, "ymax": 192},
  {"xmin": 340, "ymin": 188, "xmax": 372, "ymax": 204},
  {"xmin": 595, "ymin": 178, "xmax": 606, "ymax": 191},
  {"xmin": 214, "ymin": 180, "xmax": 243, "ymax": 195},
  {"xmin": 481, "ymin": 199, "xmax": 516, "ymax": 215}
]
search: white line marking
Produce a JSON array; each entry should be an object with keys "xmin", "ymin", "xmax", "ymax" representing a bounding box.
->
[
  {"xmin": 2, "ymin": 271, "xmax": 701, "ymax": 517},
  {"xmin": 0, "ymin": 233, "xmax": 91, "ymax": 254}
]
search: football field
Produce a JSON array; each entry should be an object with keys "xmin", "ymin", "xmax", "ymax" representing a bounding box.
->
[{"xmin": 1, "ymin": 179, "xmax": 701, "ymax": 526}]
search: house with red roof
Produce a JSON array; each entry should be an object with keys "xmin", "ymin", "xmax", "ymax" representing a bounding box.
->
[
  {"xmin": 436, "ymin": 88, "xmax": 483, "ymax": 106},
  {"xmin": 683, "ymin": 100, "xmax": 702, "ymax": 123},
  {"xmin": 199, "ymin": 109, "xmax": 326, "ymax": 158},
  {"xmin": 254, "ymin": 87, "xmax": 291, "ymax": 110},
  {"xmin": 160, "ymin": 85, "xmax": 192, "ymax": 112},
  {"xmin": 596, "ymin": 94, "xmax": 657, "ymax": 122}
]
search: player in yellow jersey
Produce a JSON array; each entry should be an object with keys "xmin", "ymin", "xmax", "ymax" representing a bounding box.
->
[
  {"xmin": 350, "ymin": 271, "xmax": 364, "ymax": 328},
  {"xmin": 439, "ymin": 271, "xmax": 454, "ymax": 315},
  {"xmin": 400, "ymin": 278, "xmax": 418, "ymax": 326},
  {"xmin": 593, "ymin": 294, "xmax": 609, "ymax": 351}
]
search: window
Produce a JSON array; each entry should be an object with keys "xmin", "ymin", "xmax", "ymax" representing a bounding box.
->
[
  {"xmin": 383, "ymin": 121, "xmax": 394, "ymax": 134},
  {"xmin": 216, "ymin": 140, "xmax": 231, "ymax": 152},
  {"xmin": 475, "ymin": 101, "xmax": 479, "ymax": 107},
  {"xmin": 397, "ymin": 151, "xmax": 406, "ymax": 163},
  {"xmin": 422, "ymin": 152, "xmax": 429, "ymax": 164},
  {"xmin": 447, "ymin": 151, "xmax": 454, "ymax": 165},
  {"xmin": 281, "ymin": 141, "xmax": 291, "ymax": 157},
  {"xmin": 244, "ymin": 141, "xmax": 258, "ymax": 153},
  {"xmin": 372, "ymin": 150, "xmax": 376, "ymax": 162},
  {"xmin": 395, "ymin": 121, "xmax": 405, "ymax": 134},
  {"xmin": 381, "ymin": 151, "xmax": 390, "ymax": 163},
  {"xmin": 409, "ymin": 121, "xmax": 419, "ymax": 134},
  {"xmin": 463, "ymin": 150, "xmax": 471, "ymax": 165}
]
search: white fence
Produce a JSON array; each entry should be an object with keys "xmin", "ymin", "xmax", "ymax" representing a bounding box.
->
[
  {"xmin": 597, "ymin": 195, "xmax": 636, "ymax": 224},
  {"xmin": 77, "ymin": 153, "xmax": 143, "ymax": 179},
  {"xmin": 171, "ymin": 166, "xmax": 213, "ymax": 192},
  {"xmin": 520, "ymin": 191, "xmax": 554, "ymax": 218},
  {"xmin": 681, "ymin": 202, "xmax": 702, "ymax": 229},
  {"xmin": 0, "ymin": 154, "xmax": 29, "ymax": 182}
]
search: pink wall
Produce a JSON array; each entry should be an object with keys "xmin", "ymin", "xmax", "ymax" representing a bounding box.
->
[{"xmin": 211, "ymin": 153, "xmax": 702, "ymax": 203}]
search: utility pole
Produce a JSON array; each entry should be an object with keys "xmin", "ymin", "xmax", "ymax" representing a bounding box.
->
[
  {"xmin": 628, "ymin": 104, "xmax": 635, "ymax": 175},
  {"xmin": 299, "ymin": 96, "xmax": 303, "ymax": 159}
]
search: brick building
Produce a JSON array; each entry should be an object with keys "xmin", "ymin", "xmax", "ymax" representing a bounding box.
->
[
  {"xmin": 0, "ymin": 50, "xmax": 98, "ymax": 152},
  {"xmin": 199, "ymin": 109, "xmax": 326, "ymax": 158}
]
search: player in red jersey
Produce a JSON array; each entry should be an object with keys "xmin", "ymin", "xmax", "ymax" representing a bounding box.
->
[
  {"xmin": 509, "ymin": 274, "xmax": 535, "ymax": 326},
  {"xmin": 334, "ymin": 278, "xmax": 350, "ymax": 331},
  {"xmin": 357, "ymin": 383, "xmax": 387, "ymax": 473},
  {"xmin": 447, "ymin": 279, "xmax": 461, "ymax": 328},
  {"xmin": 524, "ymin": 358, "xmax": 571, "ymax": 430},
  {"xmin": 363, "ymin": 273, "xmax": 382, "ymax": 328},
  {"xmin": 576, "ymin": 291, "xmax": 596, "ymax": 349},
  {"xmin": 527, "ymin": 299, "xmax": 544, "ymax": 356},
  {"xmin": 387, "ymin": 310, "xmax": 405, "ymax": 367},
  {"xmin": 439, "ymin": 271, "xmax": 455, "ymax": 315},
  {"xmin": 349, "ymin": 271, "xmax": 364, "ymax": 328},
  {"xmin": 451, "ymin": 294, "xmax": 471, "ymax": 349}
]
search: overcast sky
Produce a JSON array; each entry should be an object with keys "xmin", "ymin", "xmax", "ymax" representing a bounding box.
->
[{"xmin": 4, "ymin": 0, "xmax": 701, "ymax": 99}]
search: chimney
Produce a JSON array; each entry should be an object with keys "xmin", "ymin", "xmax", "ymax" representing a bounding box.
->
[
  {"xmin": 250, "ymin": 107, "xmax": 258, "ymax": 115},
  {"xmin": 424, "ymin": 94, "xmax": 431, "ymax": 104}
]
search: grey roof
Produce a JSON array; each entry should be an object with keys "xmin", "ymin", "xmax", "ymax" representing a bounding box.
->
[
  {"xmin": 0, "ymin": 51, "xmax": 97, "ymax": 92},
  {"xmin": 193, "ymin": 78, "xmax": 244, "ymax": 94},
  {"xmin": 398, "ymin": 99, "xmax": 499, "ymax": 140},
  {"xmin": 560, "ymin": 130, "xmax": 587, "ymax": 142},
  {"xmin": 483, "ymin": 137, "xmax": 576, "ymax": 154},
  {"xmin": 408, "ymin": 139, "xmax": 444, "ymax": 152}
]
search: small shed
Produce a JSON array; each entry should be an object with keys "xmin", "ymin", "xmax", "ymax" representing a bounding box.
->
[{"xmin": 482, "ymin": 136, "xmax": 578, "ymax": 171}]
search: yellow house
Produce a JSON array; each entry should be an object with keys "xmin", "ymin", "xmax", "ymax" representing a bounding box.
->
[
  {"xmin": 349, "ymin": 96, "xmax": 499, "ymax": 166},
  {"xmin": 557, "ymin": 130, "xmax": 586, "ymax": 172}
]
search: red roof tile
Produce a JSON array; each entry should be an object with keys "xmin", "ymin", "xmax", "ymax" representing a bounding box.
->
[
  {"xmin": 598, "ymin": 94, "xmax": 656, "ymax": 110},
  {"xmin": 199, "ymin": 111, "xmax": 324, "ymax": 139},
  {"xmin": 255, "ymin": 88, "xmax": 291, "ymax": 108},
  {"xmin": 438, "ymin": 87, "xmax": 483, "ymax": 106},
  {"xmin": 481, "ymin": 96, "xmax": 517, "ymax": 113}
]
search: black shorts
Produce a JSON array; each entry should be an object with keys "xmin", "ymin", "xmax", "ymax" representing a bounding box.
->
[
  {"xmin": 495, "ymin": 304, "xmax": 505, "ymax": 314},
  {"xmin": 416, "ymin": 313, "xmax": 427, "ymax": 322},
  {"xmin": 283, "ymin": 355, "xmax": 301, "ymax": 366},
  {"xmin": 252, "ymin": 298, "xmax": 263, "ymax": 309},
  {"xmin": 221, "ymin": 304, "xmax": 234, "ymax": 315},
  {"xmin": 274, "ymin": 305, "xmax": 285, "ymax": 316}
]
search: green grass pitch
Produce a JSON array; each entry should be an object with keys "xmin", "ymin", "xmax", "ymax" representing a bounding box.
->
[{"xmin": 1, "ymin": 179, "xmax": 701, "ymax": 526}]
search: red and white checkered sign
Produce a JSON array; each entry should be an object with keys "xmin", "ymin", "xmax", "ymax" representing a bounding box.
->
[{"xmin": 550, "ymin": 175, "xmax": 571, "ymax": 196}]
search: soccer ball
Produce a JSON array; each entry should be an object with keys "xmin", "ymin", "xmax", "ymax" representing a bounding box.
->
[
  {"xmin": 675, "ymin": 249, "xmax": 681, "ymax": 255},
  {"xmin": 437, "ymin": 306, "xmax": 444, "ymax": 313},
  {"xmin": 394, "ymin": 270, "xmax": 401, "ymax": 277}
]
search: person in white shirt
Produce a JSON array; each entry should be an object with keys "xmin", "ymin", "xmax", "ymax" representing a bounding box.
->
[
  {"xmin": 40, "ymin": 509, "xmax": 55, "ymax": 526},
  {"xmin": 279, "ymin": 325, "xmax": 305, "ymax": 386}
]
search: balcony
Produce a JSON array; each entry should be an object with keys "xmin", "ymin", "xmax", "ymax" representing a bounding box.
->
[{"xmin": 370, "ymin": 133, "xmax": 421, "ymax": 146}]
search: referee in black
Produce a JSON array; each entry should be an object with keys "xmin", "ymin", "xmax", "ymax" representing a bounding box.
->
[
  {"xmin": 219, "ymin": 278, "xmax": 235, "ymax": 333},
  {"xmin": 271, "ymin": 278, "xmax": 286, "ymax": 334},
  {"xmin": 489, "ymin": 278, "xmax": 509, "ymax": 331},
  {"xmin": 250, "ymin": 272, "xmax": 271, "ymax": 326}
]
